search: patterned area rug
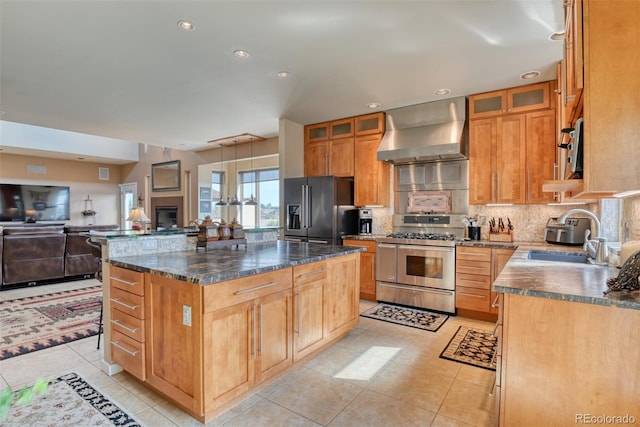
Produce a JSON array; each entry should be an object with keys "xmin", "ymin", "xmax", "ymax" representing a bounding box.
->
[
  {"xmin": 0, "ymin": 286, "xmax": 102, "ymax": 360},
  {"xmin": 360, "ymin": 303, "xmax": 449, "ymax": 332},
  {"xmin": 2, "ymin": 372, "xmax": 141, "ymax": 426},
  {"xmin": 440, "ymin": 325, "xmax": 497, "ymax": 370}
]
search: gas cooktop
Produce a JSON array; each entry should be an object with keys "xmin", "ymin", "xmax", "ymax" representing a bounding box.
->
[{"xmin": 377, "ymin": 232, "xmax": 459, "ymax": 247}]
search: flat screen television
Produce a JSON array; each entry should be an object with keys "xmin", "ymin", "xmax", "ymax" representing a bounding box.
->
[{"xmin": 0, "ymin": 184, "xmax": 70, "ymax": 222}]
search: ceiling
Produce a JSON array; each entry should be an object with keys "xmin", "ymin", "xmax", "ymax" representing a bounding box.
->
[{"xmin": 0, "ymin": 0, "xmax": 564, "ymax": 154}]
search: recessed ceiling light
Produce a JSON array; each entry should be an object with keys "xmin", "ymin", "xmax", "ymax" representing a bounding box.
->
[
  {"xmin": 277, "ymin": 71, "xmax": 290, "ymax": 78},
  {"xmin": 434, "ymin": 88, "xmax": 451, "ymax": 95},
  {"xmin": 77, "ymin": 157, "xmax": 85, "ymax": 160},
  {"xmin": 177, "ymin": 21, "xmax": 194, "ymax": 31},
  {"xmin": 367, "ymin": 102, "xmax": 381, "ymax": 109},
  {"xmin": 520, "ymin": 70, "xmax": 540, "ymax": 80},
  {"xmin": 234, "ymin": 50, "xmax": 250, "ymax": 58}
]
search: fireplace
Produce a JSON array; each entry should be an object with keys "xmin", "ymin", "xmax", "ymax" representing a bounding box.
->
[{"xmin": 150, "ymin": 197, "xmax": 183, "ymax": 230}]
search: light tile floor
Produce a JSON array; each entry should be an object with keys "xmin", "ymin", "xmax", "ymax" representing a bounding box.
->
[{"xmin": 1, "ymin": 279, "xmax": 497, "ymax": 426}]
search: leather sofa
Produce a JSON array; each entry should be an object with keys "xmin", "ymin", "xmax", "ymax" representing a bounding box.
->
[
  {"xmin": 0, "ymin": 224, "xmax": 119, "ymax": 289},
  {"xmin": 2, "ymin": 226, "xmax": 67, "ymax": 286},
  {"xmin": 64, "ymin": 225, "xmax": 119, "ymax": 278}
]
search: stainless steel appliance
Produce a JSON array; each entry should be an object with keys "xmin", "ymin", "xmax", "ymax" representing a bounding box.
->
[
  {"xmin": 544, "ymin": 217, "xmax": 590, "ymax": 245},
  {"xmin": 284, "ymin": 176, "xmax": 358, "ymax": 245},
  {"xmin": 377, "ymin": 233, "xmax": 456, "ymax": 313},
  {"xmin": 377, "ymin": 97, "xmax": 468, "ymax": 164},
  {"xmin": 375, "ymin": 159, "xmax": 469, "ymax": 313},
  {"xmin": 562, "ymin": 117, "xmax": 583, "ymax": 179},
  {"xmin": 358, "ymin": 208, "xmax": 373, "ymax": 235}
]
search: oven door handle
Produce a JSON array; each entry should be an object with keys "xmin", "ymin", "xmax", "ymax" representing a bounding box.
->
[
  {"xmin": 397, "ymin": 244, "xmax": 454, "ymax": 253},
  {"xmin": 378, "ymin": 283, "xmax": 454, "ymax": 295}
]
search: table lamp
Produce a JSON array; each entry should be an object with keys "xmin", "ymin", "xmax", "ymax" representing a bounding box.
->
[{"xmin": 127, "ymin": 206, "xmax": 150, "ymax": 231}]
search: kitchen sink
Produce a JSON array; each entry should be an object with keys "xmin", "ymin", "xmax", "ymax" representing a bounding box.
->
[{"xmin": 527, "ymin": 250, "xmax": 589, "ymax": 264}]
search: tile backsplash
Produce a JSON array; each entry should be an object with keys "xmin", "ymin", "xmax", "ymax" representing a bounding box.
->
[{"xmin": 368, "ymin": 195, "xmax": 640, "ymax": 244}]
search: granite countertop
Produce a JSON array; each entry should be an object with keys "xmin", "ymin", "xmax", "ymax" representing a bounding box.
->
[
  {"xmin": 108, "ymin": 240, "xmax": 365, "ymax": 285},
  {"xmin": 343, "ymin": 235, "xmax": 386, "ymax": 241},
  {"xmin": 492, "ymin": 243, "xmax": 640, "ymax": 310}
]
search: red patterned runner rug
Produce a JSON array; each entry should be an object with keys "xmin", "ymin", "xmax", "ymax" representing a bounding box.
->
[{"xmin": 0, "ymin": 286, "xmax": 102, "ymax": 360}]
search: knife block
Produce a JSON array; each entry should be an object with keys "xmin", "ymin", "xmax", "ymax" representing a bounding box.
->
[{"xmin": 489, "ymin": 231, "xmax": 514, "ymax": 242}]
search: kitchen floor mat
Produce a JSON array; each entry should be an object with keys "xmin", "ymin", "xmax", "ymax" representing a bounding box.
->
[
  {"xmin": 360, "ymin": 302, "xmax": 448, "ymax": 332},
  {"xmin": 439, "ymin": 325, "xmax": 497, "ymax": 370}
]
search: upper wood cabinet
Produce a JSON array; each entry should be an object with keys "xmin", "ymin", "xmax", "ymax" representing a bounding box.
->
[
  {"xmin": 305, "ymin": 112, "xmax": 390, "ymax": 206},
  {"xmin": 355, "ymin": 112, "xmax": 385, "ymax": 136},
  {"xmin": 469, "ymin": 82, "xmax": 556, "ymax": 205},
  {"xmin": 544, "ymin": 0, "xmax": 640, "ymax": 199},
  {"xmin": 354, "ymin": 134, "xmax": 390, "ymax": 206},
  {"xmin": 469, "ymin": 82, "xmax": 551, "ymax": 119}
]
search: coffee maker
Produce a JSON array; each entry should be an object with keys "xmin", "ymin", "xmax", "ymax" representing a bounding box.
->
[{"xmin": 358, "ymin": 209, "xmax": 373, "ymax": 235}]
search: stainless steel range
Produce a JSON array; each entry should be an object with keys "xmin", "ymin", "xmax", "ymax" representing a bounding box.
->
[{"xmin": 375, "ymin": 159, "xmax": 469, "ymax": 314}]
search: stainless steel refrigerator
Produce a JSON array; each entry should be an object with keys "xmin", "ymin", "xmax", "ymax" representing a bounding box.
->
[{"xmin": 284, "ymin": 176, "xmax": 358, "ymax": 245}]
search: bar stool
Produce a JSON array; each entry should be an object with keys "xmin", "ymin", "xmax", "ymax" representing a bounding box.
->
[{"xmin": 86, "ymin": 238, "xmax": 104, "ymax": 349}]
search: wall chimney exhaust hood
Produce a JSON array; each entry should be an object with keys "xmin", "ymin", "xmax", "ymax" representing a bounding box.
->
[{"xmin": 377, "ymin": 96, "xmax": 468, "ymax": 164}]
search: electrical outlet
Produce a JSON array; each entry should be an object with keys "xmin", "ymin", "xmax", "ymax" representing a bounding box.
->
[
  {"xmin": 183, "ymin": 305, "xmax": 191, "ymax": 327},
  {"xmin": 141, "ymin": 239, "xmax": 158, "ymax": 251}
]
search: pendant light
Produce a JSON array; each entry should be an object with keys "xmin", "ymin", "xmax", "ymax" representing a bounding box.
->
[
  {"xmin": 245, "ymin": 137, "xmax": 258, "ymax": 206},
  {"xmin": 215, "ymin": 143, "xmax": 227, "ymax": 206},
  {"xmin": 229, "ymin": 140, "xmax": 242, "ymax": 206}
]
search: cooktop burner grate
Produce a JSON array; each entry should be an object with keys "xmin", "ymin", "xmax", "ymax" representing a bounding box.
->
[{"xmin": 386, "ymin": 232, "xmax": 457, "ymax": 241}]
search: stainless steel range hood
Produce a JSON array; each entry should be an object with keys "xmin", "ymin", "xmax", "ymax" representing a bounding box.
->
[{"xmin": 377, "ymin": 96, "xmax": 468, "ymax": 164}]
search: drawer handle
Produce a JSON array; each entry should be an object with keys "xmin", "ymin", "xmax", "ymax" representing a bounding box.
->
[
  {"xmin": 460, "ymin": 292, "xmax": 485, "ymax": 298},
  {"xmin": 111, "ymin": 319, "xmax": 139, "ymax": 334},
  {"xmin": 461, "ymin": 279, "xmax": 488, "ymax": 285},
  {"xmin": 110, "ymin": 298, "xmax": 138, "ymax": 310},
  {"xmin": 234, "ymin": 281, "xmax": 279, "ymax": 295},
  {"xmin": 298, "ymin": 269, "xmax": 326, "ymax": 279},
  {"xmin": 462, "ymin": 253, "xmax": 489, "ymax": 257},
  {"xmin": 112, "ymin": 277, "xmax": 138, "ymax": 287},
  {"xmin": 460, "ymin": 266, "xmax": 488, "ymax": 271},
  {"xmin": 111, "ymin": 341, "xmax": 139, "ymax": 356}
]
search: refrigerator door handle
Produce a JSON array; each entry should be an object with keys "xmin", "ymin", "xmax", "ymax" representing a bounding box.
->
[{"xmin": 304, "ymin": 184, "xmax": 311, "ymax": 229}]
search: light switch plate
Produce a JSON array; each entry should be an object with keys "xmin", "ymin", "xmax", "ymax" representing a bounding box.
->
[{"xmin": 182, "ymin": 305, "xmax": 191, "ymax": 327}]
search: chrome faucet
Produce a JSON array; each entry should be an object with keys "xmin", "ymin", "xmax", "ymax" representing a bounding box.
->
[{"xmin": 557, "ymin": 208, "xmax": 608, "ymax": 265}]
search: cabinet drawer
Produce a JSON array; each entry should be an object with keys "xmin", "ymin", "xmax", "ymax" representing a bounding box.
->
[
  {"xmin": 456, "ymin": 273, "xmax": 491, "ymax": 290},
  {"xmin": 111, "ymin": 309, "xmax": 145, "ymax": 342},
  {"xmin": 204, "ymin": 268, "xmax": 293, "ymax": 313},
  {"xmin": 293, "ymin": 261, "xmax": 327, "ymax": 287},
  {"xmin": 456, "ymin": 246, "xmax": 492, "ymax": 262},
  {"xmin": 456, "ymin": 286, "xmax": 491, "ymax": 312},
  {"xmin": 111, "ymin": 329, "xmax": 146, "ymax": 380},
  {"xmin": 343, "ymin": 240, "xmax": 376, "ymax": 252},
  {"xmin": 110, "ymin": 286, "xmax": 145, "ymax": 319},
  {"xmin": 110, "ymin": 265, "xmax": 144, "ymax": 296},
  {"xmin": 456, "ymin": 260, "xmax": 491, "ymax": 276}
]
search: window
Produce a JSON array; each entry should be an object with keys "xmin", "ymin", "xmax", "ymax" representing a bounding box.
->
[
  {"xmin": 239, "ymin": 168, "xmax": 279, "ymax": 228},
  {"xmin": 209, "ymin": 171, "xmax": 224, "ymax": 220}
]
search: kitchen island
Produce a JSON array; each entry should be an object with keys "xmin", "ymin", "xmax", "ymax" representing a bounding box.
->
[
  {"xmin": 492, "ymin": 245, "xmax": 640, "ymax": 426},
  {"xmin": 105, "ymin": 241, "xmax": 363, "ymax": 422}
]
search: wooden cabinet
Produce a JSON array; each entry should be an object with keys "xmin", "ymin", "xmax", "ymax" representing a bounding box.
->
[
  {"xmin": 110, "ymin": 252, "xmax": 360, "ymax": 422},
  {"xmin": 343, "ymin": 239, "xmax": 376, "ymax": 301},
  {"xmin": 525, "ymin": 110, "xmax": 557, "ymax": 203},
  {"xmin": 469, "ymin": 82, "xmax": 551, "ymax": 119},
  {"xmin": 455, "ymin": 246, "xmax": 514, "ymax": 319},
  {"xmin": 355, "ymin": 112, "xmax": 385, "ymax": 136},
  {"xmin": 324, "ymin": 253, "xmax": 359, "ymax": 341},
  {"xmin": 109, "ymin": 265, "xmax": 146, "ymax": 381},
  {"xmin": 498, "ymin": 293, "xmax": 640, "ymax": 426},
  {"xmin": 469, "ymin": 91, "xmax": 556, "ymax": 205},
  {"xmin": 545, "ymin": 0, "xmax": 640, "ymax": 199},
  {"xmin": 145, "ymin": 273, "xmax": 203, "ymax": 414},
  {"xmin": 354, "ymin": 134, "xmax": 390, "ymax": 206},
  {"xmin": 292, "ymin": 261, "xmax": 327, "ymax": 361},
  {"xmin": 202, "ymin": 268, "xmax": 292, "ymax": 414},
  {"xmin": 304, "ymin": 119, "xmax": 354, "ymax": 177}
]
